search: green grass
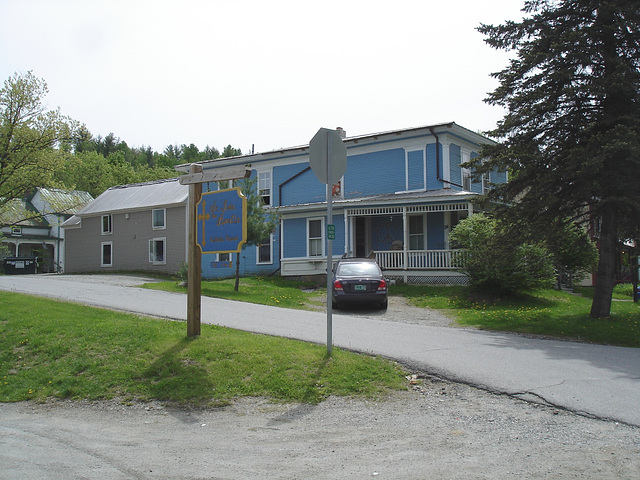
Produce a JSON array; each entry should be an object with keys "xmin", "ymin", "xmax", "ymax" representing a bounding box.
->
[
  {"xmin": 0, "ymin": 291, "xmax": 407, "ymax": 405},
  {"xmin": 392, "ymin": 284, "xmax": 640, "ymax": 348},
  {"xmin": 143, "ymin": 276, "xmax": 325, "ymax": 310}
]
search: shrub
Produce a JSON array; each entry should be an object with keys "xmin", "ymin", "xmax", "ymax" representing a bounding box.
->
[{"xmin": 450, "ymin": 214, "xmax": 555, "ymax": 295}]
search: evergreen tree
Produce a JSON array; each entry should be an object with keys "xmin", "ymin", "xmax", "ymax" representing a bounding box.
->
[{"xmin": 472, "ymin": 0, "xmax": 640, "ymax": 317}]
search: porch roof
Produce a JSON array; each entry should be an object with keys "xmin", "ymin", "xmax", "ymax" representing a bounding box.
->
[{"xmin": 276, "ymin": 188, "xmax": 478, "ymax": 215}]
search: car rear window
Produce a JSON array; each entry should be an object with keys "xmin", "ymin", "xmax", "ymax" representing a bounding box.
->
[{"xmin": 337, "ymin": 262, "xmax": 381, "ymax": 276}]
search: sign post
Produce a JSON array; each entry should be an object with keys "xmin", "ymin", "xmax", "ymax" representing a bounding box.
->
[
  {"xmin": 181, "ymin": 164, "xmax": 251, "ymax": 337},
  {"xmin": 309, "ymin": 128, "xmax": 347, "ymax": 355}
]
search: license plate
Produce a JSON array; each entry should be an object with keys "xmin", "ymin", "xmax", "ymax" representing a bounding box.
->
[{"xmin": 354, "ymin": 284, "xmax": 367, "ymax": 291}]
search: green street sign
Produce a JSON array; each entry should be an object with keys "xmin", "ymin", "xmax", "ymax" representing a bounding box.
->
[{"xmin": 327, "ymin": 224, "xmax": 335, "ymax": 240}]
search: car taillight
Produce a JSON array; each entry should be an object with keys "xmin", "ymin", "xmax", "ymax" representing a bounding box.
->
[
  {"xmin": 377, "ymin": 279, "xmax": 387, "ymax": 291},
  {"xmin": 334, "ymin": 280, "xmax": 343, "ymax": 291}
]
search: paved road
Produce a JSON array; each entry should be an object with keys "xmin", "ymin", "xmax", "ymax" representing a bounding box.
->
[{"xmin": 2, "ymin": 274, "xmax": 639, "ymax": 426}]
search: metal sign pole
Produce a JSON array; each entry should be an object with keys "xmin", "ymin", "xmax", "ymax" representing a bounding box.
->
[{"xmin": 326, "ymin": 135, "xmax": 333, "ymax": 356}]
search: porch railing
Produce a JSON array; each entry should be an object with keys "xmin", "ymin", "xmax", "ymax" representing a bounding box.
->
[{"xmin": 374, "ymin": 249, "xmax": 468, "ymax": 270}]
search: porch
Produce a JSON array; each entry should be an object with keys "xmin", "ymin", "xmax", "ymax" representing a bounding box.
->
[{"xmin": 373, "ymin": 248, "xmax": 469, "ymax": 285}]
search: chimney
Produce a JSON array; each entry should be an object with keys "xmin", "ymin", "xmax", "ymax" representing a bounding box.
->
[{"xmin": 336, "ymin": 127, "xmax": 346, "ymax": 139}]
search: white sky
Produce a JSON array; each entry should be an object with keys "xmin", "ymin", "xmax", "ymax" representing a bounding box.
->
[{"xmin": 0, "ymin": 0, "xmax": 524, "ymax": 155}]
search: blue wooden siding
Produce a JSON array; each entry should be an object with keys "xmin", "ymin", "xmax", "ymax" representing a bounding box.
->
[
  {"xmin": 427, "ymin": 212, "xmax": 445, "ymax": 249},
  {"xmin": 276, "ymin": 165, "xmax": 325, "ymax": 207},
  {"xmin": 282, "ymin": 215, "xmax": 346, "ymax": 258},
  {"xmin": 345, "ymin": 149, "xmax": 405, "ymax": 197},
  {"xmin": 407, "ymin": 150, "xmax": 424, "ymax": 190},
  {"xmin": 426, "ymin": 143, "xmax": 444, "ymax": 190},
  {"xmin": 332, "ymin": 214, "xmax": 346, "ymax": 256},
  {"xmin": 491, "ymin": 170, "xmax": 507, "ymax": 184},
  {"xmin": 283, "ymin": 217, "xmax": 307, "ymax": 257}
]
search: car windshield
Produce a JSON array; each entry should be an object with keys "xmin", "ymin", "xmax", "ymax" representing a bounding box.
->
[{"xmin": 337, "ymin": 262, "xmax": 380, "ymax": 277}]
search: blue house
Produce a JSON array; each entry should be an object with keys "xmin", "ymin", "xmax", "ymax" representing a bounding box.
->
[{"xmin": 180, "ymin": 122, "xmax": 505, "ymax": 284}]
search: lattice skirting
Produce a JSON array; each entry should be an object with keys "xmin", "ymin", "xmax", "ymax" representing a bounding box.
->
[{"xmin": 385, "ymin": 274, "xmax": 469, "ymax": 286}]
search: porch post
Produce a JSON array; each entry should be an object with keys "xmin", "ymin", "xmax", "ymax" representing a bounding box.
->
[
  {"xmin": 402, "ymin": 206, "xmax": 408, "ymax": 281},
  {"xmin": 344, "ymin": 211, "xmax": 349, "ymax": 256}
]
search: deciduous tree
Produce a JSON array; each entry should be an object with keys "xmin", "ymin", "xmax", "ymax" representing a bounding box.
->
[{"xmin": 0, "ymin": 71, "xmax": 71, "ymax": 209}]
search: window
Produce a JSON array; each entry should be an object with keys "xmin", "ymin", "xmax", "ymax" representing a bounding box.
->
[
  {"xmin": 101, "ymin": 242, "xmax": 113, "ymax": 267},
  {"xmin": 152, "ymin": 209, "xmax": 166, "ymax": 229},
  {"xmin": 149, "ymin": 238, "xmax": 166, "ymax": 264},
  {"xmin": 218, "ymin": 253, "xmax": 230, "ymax": 262},
  {"xmin": 11, "ymin": 226, "xmax": 22, "ymax": 236},
  {"xmin": 409, "ymin": 216, "xmax": 424, "ymax": 250},
  {"xmin": 257, "ymin": 235, "xmax": 273, "ymax": 264},
  {"xmin": 308, "ymin": 218, "xmax": 324, "ymax": 257},
  {"xmin": 258, "ymin": 171, "xmax": 272, "ymax": 206},
  {"xmin": 482, "ymin": 173, "xmax": 491, "ymax": 194},
  {"xmin": 461, "ymin": 168, "xmax": 471, "ymax": 191},
  {"xmin": 102, "ymin": 214, "xmax": 112, "ymax": 234},
  {"xmin": 406, "ymin": 148, "xmax": 426, "ymax": 191},
  {"xmin": 332, "ymin": 179, "xmax": 343, "ymax": 198}
]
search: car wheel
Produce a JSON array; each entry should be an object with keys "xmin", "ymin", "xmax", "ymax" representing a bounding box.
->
[
  {"xmin": 332, "ymin": 300, "xmax": 339, "ymax": 309},
  {"xmin": 379, "ymin": 299, "xmax": 388, "ymax": 310}
]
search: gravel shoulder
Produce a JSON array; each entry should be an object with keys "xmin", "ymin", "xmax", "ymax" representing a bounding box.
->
[
  {"xmin": 3, "ymin": 275, "xmax": 639, "ymax": 479},
  {"xmin": 3, "ymin": 380, "xmax": 639, "ymax": 479}
]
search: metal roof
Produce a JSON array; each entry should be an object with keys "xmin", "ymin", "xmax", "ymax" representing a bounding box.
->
[
  {"xmin": 276, "ymin": 189, "xmax": 478, "ymax": 214},
  {"xmin": 176, "ymin": 121, "xmax": 495, "ymax": 172},
  {"xmin": 0, "ymin": 199, "xmax": 49, "ymax": 227},
  {"xmin": 77, "ymin": 178, "xmax": 188, "ymax": 216},
  {"xmin": 34, "ymin": 188, "xmax": 94, "ymax": 214}
]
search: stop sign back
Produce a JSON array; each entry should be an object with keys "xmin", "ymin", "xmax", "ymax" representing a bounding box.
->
[{"xmin": 309, "ymin": 128, "xmax": 347, "ymax": 184}]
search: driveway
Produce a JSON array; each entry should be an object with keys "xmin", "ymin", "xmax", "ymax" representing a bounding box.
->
[{"xmin": 1, "ymin": 274, "xmax": 639, "ymax": 427}]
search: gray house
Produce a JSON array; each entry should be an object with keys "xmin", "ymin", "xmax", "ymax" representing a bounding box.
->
[{"xmin": 62, "ymin": 178, "xmax": 188, "ymax": 275}]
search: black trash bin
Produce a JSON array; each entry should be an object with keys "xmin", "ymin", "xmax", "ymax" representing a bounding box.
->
[{"xmin": 3, "ymin": 257, "xmax": 38, "ymax": 274}]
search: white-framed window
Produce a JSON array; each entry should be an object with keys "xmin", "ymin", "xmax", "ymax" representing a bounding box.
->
[
  {"xmin": 152, "ymin": 208, "xmax": 166, "ymax": 229},
  {"xmin": 332, "ymin": 178, "xmax": 344, "ymax": 199},
  {"xmin": 461, "ymin": 168, "xmax": 472, "ymax": 191},
  {"xmin": 101, "ymin": 242, "xmax": 113, "ymax": 267},
  {"xmin": 405, "ymin": 147, "xmax": 426, "ymax": 191},
  {"xmin": 11, "ymin": 226, "xmax": 22, "ymax": 236},
  {"xmin": 482, "ymin": 173, "xmax": 491, "ymax": 194},
  {"xmin": 257, "ymin": 234, "xmax": 273, "ymax": 264},
  {"xmin": 258, "ymin": 171, "xmax": 272, "ymax": 206},
  {"xmin": 102, "ymin": 214, "xmax": 112, "ymax": 234},
  {"xmin": 307, "ymin": 218, "xmax": 324, "ymax": 257},
  {"xmin": 218, "ymin": 252, "xmax": 231, "ymax": 261},
  {"xmin": 149, "ymin": 237, "xmax": 166, "ymax": 265},
  {"xmin": 409, "ymin": 215, "xmax": 425, "ymax": 250}
]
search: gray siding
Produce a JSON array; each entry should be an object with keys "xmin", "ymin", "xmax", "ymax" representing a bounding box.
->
[{"xmin": 65, "ymin": 206, "xmax": 186, "ymax": 274}]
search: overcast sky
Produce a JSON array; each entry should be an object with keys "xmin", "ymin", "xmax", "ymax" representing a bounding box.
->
[{"xmin": 0, "ymin": 0, "xmax": 525, "ymax": 155}]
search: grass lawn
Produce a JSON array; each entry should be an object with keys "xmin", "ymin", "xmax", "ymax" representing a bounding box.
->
[
  {"xmin": 143, "ymin": 276, "xmax": 325, "ymax": 310},
  {"xmin": 392, "ymin": 284, "xmax": 640, "ymax": 348},
  {"xmin": 0, "ymin": 291, "xmax": 406, "ymax": 405}
]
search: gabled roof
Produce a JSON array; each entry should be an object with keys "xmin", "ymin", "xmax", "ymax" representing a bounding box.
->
[
  {"xmin": 76, "ymin": 178, "xmax": 188, "ymax": 217},
  {"xmin": 0, "ymin": 199, "xmax": 50, "ymax": 227},
  {"xmin": 32, "ymin": 188, "xmax": 94, "ymax": 215}
]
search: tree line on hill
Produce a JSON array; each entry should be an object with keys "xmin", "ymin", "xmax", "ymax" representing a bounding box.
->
[{"xmin": 0, "ymin": 70, "xmax": 243, "ymax": 202}]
